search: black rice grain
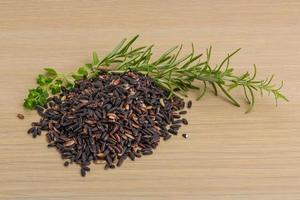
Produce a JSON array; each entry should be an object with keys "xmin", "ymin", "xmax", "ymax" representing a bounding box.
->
[
  {"xmin": 80, "ymin": 168, "xmax": 86, "ymax": 177},
  {"xmin": 17, "ymin": 113, "xmax": 24, "ymax": 120},
  {"xmin": 179, "ymin": 110, "xmax": 187, "ymax": 115},
  {"xmin": 168, "ymin": 129, "xmax": 178, "ymax": 135},
  {"xmin": 141, "ymin": 150, "xmax": 153, "ymax": 155},
  {"xmin": 26, "ymin": 72, "xmax": 190, "ymax": 177},
  {"xmin": 182, "ymin": 118, "xmax": 188, "ymax": 125},
  {"xmin": 187, "ymin": 100, "xmax": 192, "ymax": 108}
]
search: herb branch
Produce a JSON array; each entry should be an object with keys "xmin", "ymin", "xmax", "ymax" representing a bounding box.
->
[{"xmin": 24, "ymin": 35, "xmax": 288, "ymax": 112}]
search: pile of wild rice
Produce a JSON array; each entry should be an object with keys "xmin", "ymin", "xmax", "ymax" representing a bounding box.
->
[{"xmin": 27, "ymin": 72, "xmax": 190, "ymax": 176}]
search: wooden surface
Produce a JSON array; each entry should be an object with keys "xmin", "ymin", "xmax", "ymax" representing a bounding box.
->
[{"xmin": 0, "ymin": 1, "xmax": 299, "ymax": 199}]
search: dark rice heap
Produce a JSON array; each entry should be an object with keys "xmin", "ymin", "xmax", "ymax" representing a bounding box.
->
[{"xmin": 27, "ymin": 72, "xmax": 189, "ymax": 176}]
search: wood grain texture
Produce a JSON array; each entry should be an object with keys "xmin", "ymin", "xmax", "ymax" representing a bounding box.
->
[{"xmin": 0, "ymin": 0, "xmax": 299, "ymax": 199}]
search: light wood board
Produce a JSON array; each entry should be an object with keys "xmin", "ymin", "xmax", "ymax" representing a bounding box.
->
[{"xmin": 0, "ymin": 1, "xmax": 300, "ymax": 199}]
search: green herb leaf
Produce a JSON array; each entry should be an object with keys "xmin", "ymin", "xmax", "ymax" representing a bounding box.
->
[
  {"xmin": 93, "ymin": 52, "xmax": 99, "ymax": 65},
  {"xmin": 24, "ymin": 86, "xmax": 49, "ymax": 109},
  {"xmin": 66, "ymin": 82, "xmax": 74, "ymax": 89},
  {"xmin": 49, "ymin": 84, "xmax": 61, "ymax": 94},
  {"xmin": 85, "ymin": 63, "xmax": 93, "ymax": 69},
  {"xmin": 72, "ymin": 73, "xmax": 84, "ymax": 80},
  {"xmin": 36, "ymin": 74, "xmax": 47, "ymax": 86},
  {"xmin": 37, "ymin": 74, "xmax": 53, "ymax": 86},
  {"xmin": 44, "ymin": 68, "xmax": 57, "ymax": 77},
  {"xmin": 78, "ymin": 67, "xmax": 88, "ymax": 76},
  {"xmin": 24, "ymin": 98, "xmax": 36, "ymax": 109},
  {"xmin": 55, "ymin": 79, "xmax": 63, "ymax": 85}
]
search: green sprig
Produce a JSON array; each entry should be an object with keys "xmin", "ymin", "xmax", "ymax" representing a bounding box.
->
[
  {"xmin": 24, "ymin": 35, "xmax": 288, "ymax": 112},
  {"xmin": 24, "ymin": 68, "xmax": 74, "ymax": 109}
]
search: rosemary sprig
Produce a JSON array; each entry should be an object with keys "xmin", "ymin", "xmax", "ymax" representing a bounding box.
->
[{"xmin": 24, "ymin": 35, "xmax": 288, "ymax": 112}]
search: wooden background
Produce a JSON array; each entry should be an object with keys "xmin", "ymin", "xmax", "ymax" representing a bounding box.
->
[{"xmin": 0, "ymin": 0, "xmax": 299, "ymax": 199}]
